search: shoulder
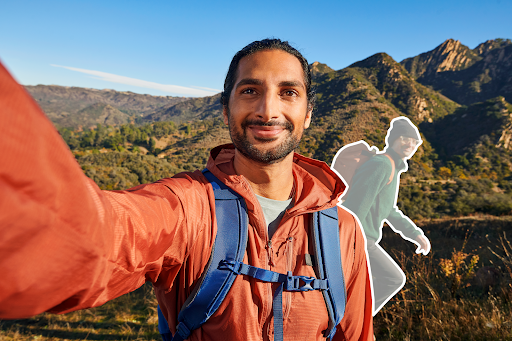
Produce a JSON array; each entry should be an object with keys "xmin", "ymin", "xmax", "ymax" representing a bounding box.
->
[
  {"xmin": 117, "ymin": 170, "xmax": 213, "ymax": 219},
  {"xmin": 153, "ymin": 170, "xmax": 210, "ymax": 197},
  {"xmin": 369, "ymin": 154, "xmax": 393, "ymax": 168},
  {"xmin": 355, "ymin": 154, "xmax": 393, "ymax": 179},
  {"xmin": 336, "ymin": 205, "xmax": 362, "ymax": 240}
]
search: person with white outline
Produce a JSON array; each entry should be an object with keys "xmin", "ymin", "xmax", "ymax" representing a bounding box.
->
[{"xmin": 336, "ymin": 117, "xmax": 431, "ymax": 315}]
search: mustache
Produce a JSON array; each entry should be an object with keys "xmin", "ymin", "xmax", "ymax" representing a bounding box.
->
[{"xmin": 241, "ymin": 119, "xmax": 294, "ymax": 131}]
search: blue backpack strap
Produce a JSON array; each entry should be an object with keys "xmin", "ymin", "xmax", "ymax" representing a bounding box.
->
[
  {"xmin": 157, "ymin": 168, "xmax": 249, "ymax": 341},
  {"xmin": 312, "ymin": 206, "xmax": 346, "ymax": 340},
  {"xmin": 158, "ymin": 305, "xmax": 172, "ymax": 341}
]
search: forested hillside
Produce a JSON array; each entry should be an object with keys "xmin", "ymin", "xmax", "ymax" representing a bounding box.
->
[{"xmin": 42, "ymin": 38, "xmax": 512, "ymax": 221}]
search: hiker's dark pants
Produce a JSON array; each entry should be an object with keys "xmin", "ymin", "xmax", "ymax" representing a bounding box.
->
[{"xmin": 366, "ymin": 240, "xmax": 405, "ymax": 313}]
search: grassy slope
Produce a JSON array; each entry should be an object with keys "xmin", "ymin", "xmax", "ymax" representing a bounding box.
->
[{"xmin": 2, "ymin": 217, "xmax": 511, "ymax": 340}]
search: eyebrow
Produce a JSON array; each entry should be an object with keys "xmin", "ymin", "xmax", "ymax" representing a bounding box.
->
[
  {"xmin": 235, "ymin": 78, "xmax": 263, "ymax": 88},
  {"xmin": 235, "ymin": 78, "xmax": 305, "ymax": 89},
  {"xmin": 278, "ymin": 80, "xmax": 304, "ymax": 89}
]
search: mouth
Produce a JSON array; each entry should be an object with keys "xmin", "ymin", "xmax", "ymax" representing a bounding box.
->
[
  {"xmin": 248, "ymin": 125, "xmax": 285, "ymax": 139},
  {"xmin": 403, "ymin": 147, "xmax": 414, "ymax": 154},
  {"xmin": 242, "ymin": 119, "xmax": 294, "ymax": 141}
]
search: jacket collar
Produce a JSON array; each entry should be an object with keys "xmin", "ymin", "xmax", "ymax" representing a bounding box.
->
[
  {"xmin": 386, "ymin": 148, "xmax": 407, "ymax": 172},
  {"xmin": 205, "ymin": 144, "xmax": 346, "ymax": 216}
]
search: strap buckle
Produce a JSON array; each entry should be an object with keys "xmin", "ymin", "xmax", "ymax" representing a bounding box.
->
[{"xmin": 285, "ymin": 271, "xmax": 316, "ymax": 292}]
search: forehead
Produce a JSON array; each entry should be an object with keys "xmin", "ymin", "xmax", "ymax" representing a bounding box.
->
[{"xmin": 235, "ymin": 50, "xmax": 305, "ymax": 87}]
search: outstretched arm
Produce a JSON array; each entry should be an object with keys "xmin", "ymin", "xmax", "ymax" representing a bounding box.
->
[
  {"xmin": 0, "ymin": 63, "xmax": 211, "ymax": 318},
  {"xmin": 386, "ymin": 209, "xmax": 430, "ymax": 255}
]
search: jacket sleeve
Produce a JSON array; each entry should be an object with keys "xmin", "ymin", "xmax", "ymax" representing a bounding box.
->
[
  {"xmin": 385, "ymin": 208, "xmax": 423, "ymax": 241},
  {"xmin": 335, "ymin": 208, "xmax": 374, "ymax": 341},
  {"xmin": 0, "ymin": 63, "xmax": 211, "ymax": 318}
]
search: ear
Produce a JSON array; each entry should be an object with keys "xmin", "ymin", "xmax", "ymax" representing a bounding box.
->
[
  {"xmin": 304, "ymin": 109, "xmax": 313, "ymax": 129},
  {"xmin": 222, "ymin": 106, "xmax": 229, "ymax": 125}
]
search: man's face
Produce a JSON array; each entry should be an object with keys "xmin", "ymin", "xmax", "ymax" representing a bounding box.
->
[
  {"xmin": 391, "ymin": 136, "xmax": 421, "ymax": 159},
  {"xmin": 223, "ymin": 49, "xmax": 312, "ymax": 164}
]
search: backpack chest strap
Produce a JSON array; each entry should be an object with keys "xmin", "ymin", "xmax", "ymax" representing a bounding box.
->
[
  {"xmin": 219, "ymin": 260, "xmax": 329, "ymax": 291},
  {"xmin": 218, "ymin": 259, "xmax": 330, "ymax": 341}
]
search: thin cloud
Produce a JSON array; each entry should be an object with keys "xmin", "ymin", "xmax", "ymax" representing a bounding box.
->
[{"xmin": 51, "ymin": 64, "xmax": 220, "ymax": 97}]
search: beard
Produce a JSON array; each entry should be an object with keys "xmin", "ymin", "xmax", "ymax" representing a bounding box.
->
[{"xmin": 227, "ymin": 111, "xmax": 303, "ymax": 164}]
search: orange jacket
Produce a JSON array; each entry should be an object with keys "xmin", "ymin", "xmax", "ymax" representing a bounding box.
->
[{"xmin": 0, "ymin": 62, "xmax": 373, "ymax": 340}]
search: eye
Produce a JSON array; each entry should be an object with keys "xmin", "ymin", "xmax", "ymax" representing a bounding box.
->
[
  {"xmin": 241, "ymin": 88, "xmax": 257, "ymax": 95},
  {"xmin": 282, "ymin": 90, "xmax": 298, "ymax": 97}
]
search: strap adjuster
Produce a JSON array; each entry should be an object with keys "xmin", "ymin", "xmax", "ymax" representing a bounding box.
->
[
  {"xmin": 218, "ymin": 260, "xmax": 242, "ymax": 274},
  {"xmin": 285, "ymin": 271, "xmax": 315, "ymax": 292},
  {"xmin": 175, "ymin": 322, "xmax": 191, "ymax": 339}
]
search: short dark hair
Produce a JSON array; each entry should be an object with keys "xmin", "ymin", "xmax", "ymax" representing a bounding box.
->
[{"xmin": 220, "ymin": 38, "xmax": 315, "ymax": 112}]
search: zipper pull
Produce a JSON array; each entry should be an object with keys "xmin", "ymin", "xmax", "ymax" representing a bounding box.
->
[{"xmin": 266, "ymin": 240, "xmax": 275, "ymax": 267}]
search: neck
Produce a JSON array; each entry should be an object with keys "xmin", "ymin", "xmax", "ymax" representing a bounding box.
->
[
  {"xmin": 233, "ymin": 149, "xmax": 295, "ymax": 201},
  {"xmin": 386, "ymin": 146, "xmax": 407, "ymax": 162}
]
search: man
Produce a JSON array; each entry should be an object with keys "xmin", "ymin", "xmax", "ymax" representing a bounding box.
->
[
  {"xmin": 0, "ymin": 39, "xmax": 373, "ymax": 340},
  {"xmin": 340, "ymin": 117, "xmax": 431, "ymax": 315}
]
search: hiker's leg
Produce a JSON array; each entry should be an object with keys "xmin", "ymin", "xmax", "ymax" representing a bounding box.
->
[{"xmin": 366, "ymin": 241, "xmax": 405, "ymax": 313}]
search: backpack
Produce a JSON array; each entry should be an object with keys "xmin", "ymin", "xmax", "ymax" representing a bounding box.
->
[
  {"xmin": 331, "ymin": 141, "xmax": 395, "ymax": 199},
  {"xmin": 157, "ymin": 169, "xmax": 347, "ymax": 341}
]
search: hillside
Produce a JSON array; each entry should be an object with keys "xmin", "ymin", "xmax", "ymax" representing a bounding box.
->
[
  {"xmin": 23, "ymin": 37, "xmax": 512, "ymax": 221},
  {"xmin": 296, "ymin": 52, "xmax": 457, "ymax": 174},
  {"xmin": 26, "ymin": 85, "xmax": 191, "ymax": 128},
  {"xmin": 144, "ymin": 93, "xmax": 223, "ymax": 123}
]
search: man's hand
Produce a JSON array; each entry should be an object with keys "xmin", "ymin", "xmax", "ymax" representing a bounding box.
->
[{"xmin": 414, "ymin": 235, "xmax": 431, "ymax": 255}]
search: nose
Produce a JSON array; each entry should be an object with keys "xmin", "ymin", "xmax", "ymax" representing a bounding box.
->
[{"xmin": 254, "ymin": 91, "xmax": 279, "ymax": 121}]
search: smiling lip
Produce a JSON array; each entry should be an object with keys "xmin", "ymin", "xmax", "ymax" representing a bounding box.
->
[
  {"xmin": 248, "ymin": 125, "xmax": 285, "ymax": 138},
  {"xmin": 403, "ymin": 147, "xmax": 414, "ymax": 155}
]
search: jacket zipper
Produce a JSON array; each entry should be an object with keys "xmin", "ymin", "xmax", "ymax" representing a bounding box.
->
[{"xmin": 266, "ymin": 240, "xmax": 275, "ymax": 267}]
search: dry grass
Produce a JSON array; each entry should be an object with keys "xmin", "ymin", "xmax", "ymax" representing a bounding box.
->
[
  {"xmin": 374, "ymin": 220, "xmax": 512, "ymax": 340},
  {"xmin": 2, "ymin": 218, "xmax": 512, "ymax": 340},
  {"xmin": 0, "ymin": 283, "xmax": 159, "ymax": 341}
]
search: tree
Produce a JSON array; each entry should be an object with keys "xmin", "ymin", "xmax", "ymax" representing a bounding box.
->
[{"xmin": 438, "ymin": 167, "xmax": 452, "ymax": 179}]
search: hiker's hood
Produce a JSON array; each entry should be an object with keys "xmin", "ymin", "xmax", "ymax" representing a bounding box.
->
[{"xmin": 205, "ymin": 144, "xmax": 346, "ymax": 216}]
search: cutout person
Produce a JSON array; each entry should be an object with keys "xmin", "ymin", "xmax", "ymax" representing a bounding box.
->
[{"xmin": 333, "ymin": 117, "xmax": 431, "ymax": 315}]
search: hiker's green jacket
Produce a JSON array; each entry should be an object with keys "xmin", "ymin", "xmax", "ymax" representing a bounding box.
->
[{"xmin": 342, "ymin": 149, "xmax": 423, "ymax": 242}]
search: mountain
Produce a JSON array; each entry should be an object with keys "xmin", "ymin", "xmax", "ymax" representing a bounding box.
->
[
  {"xmin": 26, "ymin": 85, "xmax": 191, "ymax": 128},
  {"xmin": 401, "ymin": 39, "xmax": 483, "ymax": 79},
  {"xmin": 310, "ymin": 61, "xmax": 335, "ymax": 79},
  {"xmin": 298, "ymin": 52, "xmax": 458, "ymax": 165},
  {"xmin": 401, "ymin": 39, "xmax": 512, "ymax": 105},
  {"xmin": 48, "ymin": 103, "xmax": 132, "ymax": 128}
]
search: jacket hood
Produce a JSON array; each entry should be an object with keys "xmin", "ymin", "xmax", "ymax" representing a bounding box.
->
[{"xmin": 205, "ymin": 144, "xmax": 346, "ymax": 217}]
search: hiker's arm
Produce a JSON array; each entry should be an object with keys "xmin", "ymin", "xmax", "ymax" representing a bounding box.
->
[
  {"xmin": 335, "ymin": 211, "xmax": 374, "ymax": 341},
  {"xmin": 385, "ymin": 208, "xmax": 423, "ymax": 242},
  {"xmin": 0, "ymin": 63, "xmax": 211, "ymax": 318}
]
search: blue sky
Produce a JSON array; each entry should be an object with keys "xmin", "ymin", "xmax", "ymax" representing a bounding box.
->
[{"xmin": 1, "ymin": 0, "xmax": 511, "ymax": 97}]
